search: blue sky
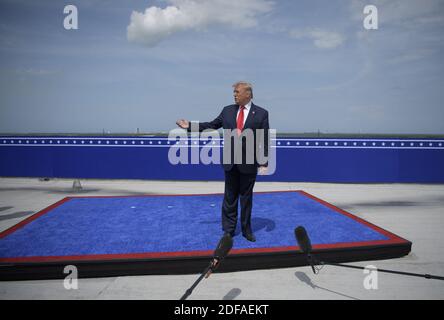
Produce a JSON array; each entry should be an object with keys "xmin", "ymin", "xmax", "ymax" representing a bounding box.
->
[{"xmin": 0, "ymin": 0, "xmax": 443, "ymax": 134}]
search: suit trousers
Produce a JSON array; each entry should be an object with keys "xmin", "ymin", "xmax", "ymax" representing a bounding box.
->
[{"xmin": 222, "ymin": 165, "xmax": 257, "ymax": 236}]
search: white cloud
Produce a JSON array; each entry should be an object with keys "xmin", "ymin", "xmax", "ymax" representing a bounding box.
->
[
  {"xmin": 289, "ymin": 28, "xmax": 346, "ymax": 49},
  {"xmin": 127, "ymin": 0, "xmax": 274, "ymax": 47}
]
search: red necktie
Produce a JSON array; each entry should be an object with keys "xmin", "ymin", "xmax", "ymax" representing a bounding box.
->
[{"xmin": 236, "ymin": 105, "xmax": 245, "ymax": 136}]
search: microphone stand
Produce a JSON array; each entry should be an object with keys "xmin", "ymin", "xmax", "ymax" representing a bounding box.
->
[
  {"xmin": 307, "ymin": 254, "xmax": 316, "ymax": 275},
  {"xmin": 294, "ymin": 226, "xmax": 444, "ymax": 281},
  {"xmin": 180, "ymin": 259, "xmax": 220, "ymax": 300},
  {"xmin": 310, "ymin": 256, "xmax": 444, "ymax": 280}
]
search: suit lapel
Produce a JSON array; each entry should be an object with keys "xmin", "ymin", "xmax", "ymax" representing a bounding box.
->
[{"xmin": 230, "ymin": 105, "xmax": 238, "ymax": 129}]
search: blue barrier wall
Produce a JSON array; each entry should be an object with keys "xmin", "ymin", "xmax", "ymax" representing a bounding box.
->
[{"xmin": 0, "ymin": 136, "xmax": 443, "ymax": 183}]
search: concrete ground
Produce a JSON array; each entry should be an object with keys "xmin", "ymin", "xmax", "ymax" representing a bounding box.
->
[{"xmin": 0, "ymin": 177, "xmax": 443, "ymax": 300}]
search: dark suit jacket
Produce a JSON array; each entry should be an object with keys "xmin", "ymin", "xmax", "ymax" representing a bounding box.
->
[{"xmin": 190, "ymin": 103, "xmax": 270, "ymax": 174}]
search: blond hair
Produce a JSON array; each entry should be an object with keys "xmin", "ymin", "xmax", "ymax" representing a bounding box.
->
[{"xmin": 232, "ymin": 81, "xmax": 253, "ymax": 99}]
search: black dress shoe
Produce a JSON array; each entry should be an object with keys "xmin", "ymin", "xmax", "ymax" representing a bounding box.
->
[{"xmin": 243, "ymin": 233, "xmax": 256, "ymax": 242}]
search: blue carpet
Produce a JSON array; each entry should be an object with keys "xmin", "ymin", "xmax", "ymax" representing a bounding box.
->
[{"xmin": 0, "ymin": 191, "xmax": 390, "ymax": 259}]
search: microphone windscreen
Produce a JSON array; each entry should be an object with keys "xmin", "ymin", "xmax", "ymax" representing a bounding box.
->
[
  {"xmin": 213, "ymin": 233, "xmax": 233, "ymax": 260},
  {"xmin": 295, "ymin": 226, "xmax": 312, "ymax": 254}
]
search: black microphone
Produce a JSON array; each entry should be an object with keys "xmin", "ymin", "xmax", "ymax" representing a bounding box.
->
[
  {"xmin": 180, "ymin": 233, "xmax": 233, "ymax": 300},
  {"xmin": 295, "ymin": 226, "xmax": 312, "ymax": 254},
  {"xmin": 294, "ymin": 226, "xmax": 317, "ymax": 274},
  {"xmin": 214, "ymin": 232, "xmax": 233, "ymax": 258},
  {"xmin": 206, "ymin": 233, "xmax": 233, "ymax": 278}
]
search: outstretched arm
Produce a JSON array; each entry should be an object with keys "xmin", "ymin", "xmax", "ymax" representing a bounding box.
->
[{"xmin": 176, "ymin": 110, "xmax": 223, "ymax": 132}]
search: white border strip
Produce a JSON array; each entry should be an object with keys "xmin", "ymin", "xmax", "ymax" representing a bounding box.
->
[{"xmin": 0, "ymin": 137, "xmax": 443, "ymax": 150}]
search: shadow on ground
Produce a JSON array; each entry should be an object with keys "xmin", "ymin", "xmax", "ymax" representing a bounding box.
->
[
  {"xmin": 0, "ymin": 211, "xmax": 35, "ymax": 221},
  {"xmin": 335, "ymin": 196, "xmax": 444, "ymax": 211},
  {"xmin": 223, "ymin": 288, "xmax": 242, "ymax": 300},
  {"xmin": 294, "ymin": 271, "xmax": 360, "ymax": 300}
]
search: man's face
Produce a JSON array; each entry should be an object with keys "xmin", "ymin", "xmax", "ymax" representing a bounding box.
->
[{"xmin": 233, "ymin": 85, "xmax": 251, "ymax": 106}]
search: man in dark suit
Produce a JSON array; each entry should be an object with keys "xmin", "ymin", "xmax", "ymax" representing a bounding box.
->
[{"xmin": 176, "ymin": 81, "xmax": 270, "ymax": 242}]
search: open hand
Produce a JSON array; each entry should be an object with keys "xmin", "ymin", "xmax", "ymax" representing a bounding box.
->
[{"xmin": 176, "ymin": 119, "xmax": 190, "ymax": 129}]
